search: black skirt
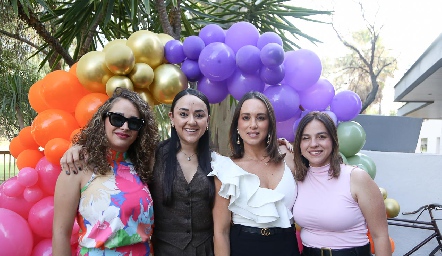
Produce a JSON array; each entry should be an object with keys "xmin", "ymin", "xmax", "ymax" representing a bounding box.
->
[{"xmin": 230, "ymin": 224, "xmax": 300, "ymax": 256}]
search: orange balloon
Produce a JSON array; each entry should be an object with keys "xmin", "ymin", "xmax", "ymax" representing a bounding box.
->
[
  {"xmin": 75, "ymin": 93, "xmax": 109, "ymax": 127},
  {"xmin": 18, "ymin": 126, "xmax": 40, "ymax": 150},
  {"xmin": 28, "ymin": 79, "xmax": 51, "ymax": 113},
  {"xmin": 70, "ymin": 128, "xmax": 82, "ymax": 142},
  {"xmin": 44, "ymin": 138, "xmax": 70, "ymax": 164},
  {"xmin": 42, "ymin": 70, "xmax": 89, "ymax": 113},
  {"xmin": 16, "ymin": 149, "xmax": 44, "ymax": 169},
  {"xmin": 69, "ymin": 62, "xmax": 78, "ymax": 75},
  {"xmin": 31, "ymin": 109, "xmax": 80, "ymax": 148},
  {"xmin": 9, "ymin": 136, "xmax": 27, "ymax": 158},
  {"xmin": 390, "ymin": 237, "xmax": 395, "ymax": 253},
  {"xmin": 367, "ymin": 230, "xmax": 374, "ymax": 254}
]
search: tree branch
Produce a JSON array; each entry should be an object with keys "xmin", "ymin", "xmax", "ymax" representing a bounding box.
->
[
  {"xmin": 16, "ymin": 1, "xmax": 74, "ymax": 66},
  {"xmin": 78, "ymin": 7, "xmax": 106, "ymax": 60},
  {"xmin": 155, "ymin": 0, "xmax": 179, "ymax": 39},
  {"xmin": 0, "ymin": 29, "xmax": 49, "ymax": 55}
]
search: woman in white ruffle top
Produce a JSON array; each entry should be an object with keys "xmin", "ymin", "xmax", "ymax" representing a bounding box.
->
[{"xmin": 210, "ymin": 91, "xmax": 300, "ymax": 256}]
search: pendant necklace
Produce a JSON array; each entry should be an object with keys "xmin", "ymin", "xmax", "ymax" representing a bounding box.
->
[{"xmin": 181, "ymin": 151, "xmax": 197, "ymax": 161}]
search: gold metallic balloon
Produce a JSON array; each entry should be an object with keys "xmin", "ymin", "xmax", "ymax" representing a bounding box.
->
[
  {"xmin": 126, "ymin": 30, "xmax": 164, "ymax": 69},
  {"xmin": 103, "ymin": 39, "xmax": 127, "ymax": 53},
  {"xmin": 379, "ymin": 187, "xmax": 388, "ymax": 200},
  {"xmin": 105, "ymin": 44, "xmax": 135, "ymax": 75},
  {"xmin": 150, "ymin": 64, "xmax": 188, "ymax": 104},
  {"xmin": 105, "ymin": 76, "xmax": 134, "ymax": 97},
  {"xmin": 157, "ymin": 33, "xmax": 174, "ymax": 64},
  {"xmin": 134, "ymin": 88, "xmax": 155, "ymax": 108},
  {"xmin": 384, "ymin": 198, "xmax": 400, "ymax": 218},
  {"xmin": 76, "ymin": 51, "xmax": 114, "ymax": 94},
  {"xmin": 129, "ymin": 63, "xmax": 154, "ymax": 89}
]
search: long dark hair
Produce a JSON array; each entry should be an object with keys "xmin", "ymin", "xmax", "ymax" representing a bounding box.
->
[
  {"xmin": 161, "ymin": 88, "xmax": 214, "ymax": 206},
  {"xmin": 73, "ymin": 87, "xmax": 159, "ymax": 184},
  {"xmin": 293, "ymin": 111, "xmax": 342, "ymax": 181},
  {"xmin": 229, "ymin": 91, "xmax": 284, "ymax": 163}
]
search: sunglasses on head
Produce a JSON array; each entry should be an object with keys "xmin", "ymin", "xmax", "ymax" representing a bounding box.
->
[{"xmin": 104, "ymin": 112, "xmax": 145, "ymax": 131}]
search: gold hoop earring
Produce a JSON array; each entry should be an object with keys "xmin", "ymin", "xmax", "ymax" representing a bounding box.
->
[
  {"xmin": 267, "ymin": 134, "xmax": 270, "ymax": 144},
  {"xmin": 237, "ymin": 129, "xmax": 241, "ymax": 145}
]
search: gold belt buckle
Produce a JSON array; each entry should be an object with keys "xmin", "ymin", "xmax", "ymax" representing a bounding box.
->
[
  {"xmin": 260, "ymin": 228, "xmax": 271, "ymax": 236},
  {"xmin": 320, "ymin": 247, "xmax": 332, "ymax": 256}
]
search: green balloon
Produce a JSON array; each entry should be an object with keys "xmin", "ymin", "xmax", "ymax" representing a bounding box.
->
[
  {"xmin": 347, "ymin": 153, "xmax": 376, "ymax": 179},
  {"xmin": 339, "ymin": 152, "xmax": 348, "ymax": 164},
  {"xmin": 337, "ymin": 121, "xmax": 366, "ymax": 157}
]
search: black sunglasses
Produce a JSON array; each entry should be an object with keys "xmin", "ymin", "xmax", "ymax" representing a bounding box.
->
[{"xmin": 104, "ymin": 112, "xmax": 145, "ymax": 131}]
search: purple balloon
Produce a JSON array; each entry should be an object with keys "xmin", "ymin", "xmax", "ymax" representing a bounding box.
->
[
  {"xmin": 284, "ymin": 49, "xmax": 322, "ymax": 91},
  {"xmin": 181, "ymin": 59, "xmax": 202, "ymax": 82},
  {"xmin": 276, "ymin": 113, "xmax": 301, "ymax": 142},
  {"xmin": 264, "ymin": 84, "xmax": 300, "ymax": 122},
  {"xmin": 260, "ymin": 64, "xmax": 285, "ymax": 85},
  {"xmin": 260, "ymin": 43, "xmax": 285, "ymax": 68},
  {"xmin": 197, "ymin": 76, "xmax": 229, "ymax": 104},
  {"xmin": 227, "ymin": 69, "xmax": 265, "ymax": 101},
  {"xmin": 330, "ymin": 90, "xmax": 362, "ymax": 121},
  {"xmin": 198, "ymin": 42, "xmax": 236, "ymax": 81},
  {"xmin": 164, "ymin": 40, "xmax": 186, "ymax": 64},
  {"xmin": 199, "ymin": 24, "xmax": 226, "ymax": 45},
  {"xmin": 299, "ymin": 77, "xmax": 335, "ymax": 111},
  {"xmin": 225, "ymin": 22, "xmax": 260, "ymax": 53},
  {"xmin": 257, "ymin": 32, "xmax": 283, "ymax": 50},
  {"xmin": 293, "ymin": 118, "xmax": 301, "ymax": 135},
  {"xmin": 236, "ymin": 45, "xmax": 262, "ymax": 75},
  {"xmin": 300, "ymin": 109, "xmax": 312, "ymax": 118},
  {"xmin": 322, "ymin": 110, "xmax": 338, "ymax": 126},
  {"xmin": 183, "ymin": 36, "xmax": 205, "ymax": 60}
]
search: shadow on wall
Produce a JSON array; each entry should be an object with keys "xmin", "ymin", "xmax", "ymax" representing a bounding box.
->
[{"xmin": 353, "ymin": 115, "xmax": 423, "ymax": 153}]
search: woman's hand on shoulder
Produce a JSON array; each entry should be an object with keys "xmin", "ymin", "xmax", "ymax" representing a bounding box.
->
[
  {"xmin": 278, "ymin": 138, "xmax": 293, "ymax": 153},
  {"xmin": 60, "ymin": 144, "xmax": 85, "ymax": 175}
]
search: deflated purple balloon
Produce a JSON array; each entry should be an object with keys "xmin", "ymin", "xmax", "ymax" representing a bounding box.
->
[
  {"xmin": 260, "ymin": 43, "xmax": 285, "ymax": 68},
  {"xmin": 164, "ymin": 40, "xmax": 186, "ymax": 64},
  {"xmin": 276, "ymin": 113, "xmax": 301, "ymax": 142},
  {"xmin": 236, "ymin": 45, "xmax": 262, "ymax": 75},
  {"xmin": 198, "ymin": 42, "xmax": 236, "ymax": 81},
  {"xmin": 183, "ymin": 36, "xmax": 205, "ymax": 60},
  {"xmin": 197, "ymin": 76, "xmax": 229, "ymax": 104},
  {"xmin": 199, "ymin": 24, "xmax": 226, "ymax": 45},
  {"xmin": 284, "ymin": 49, "xmax": 322, "ymax": 92},
  {"xmin": 330, "ymin": 90, "xmax": 362, "ymax": 121},
  {"xmin": 227, "ymin": 69, "xmax": 265, "ymax": 101},
  {"xmin": 257, "ymin": 32, "xmax": 283, "ymax": 50},
  {"xmin": 225, "ymin": 22, "xmax": 259, "ymax": 53},
  {"xmin": 299, "ymin": 77, "xmax": 335, "ymax": 111},
  {"xmin": 264, "ymin": 84, "xmax": 300, "ymax": 122},
  {"xmin": 260, "ymin": 64, "xmax": 285, "ymax": 85},
  {"xmin": 181, "ymin": 59, "xmax": 202, "ymax": 82}
]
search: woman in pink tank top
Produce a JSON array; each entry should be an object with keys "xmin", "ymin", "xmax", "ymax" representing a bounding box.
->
[{"xmin": 292, "ymin": 112, "xmax": 391, "ymax": 256}]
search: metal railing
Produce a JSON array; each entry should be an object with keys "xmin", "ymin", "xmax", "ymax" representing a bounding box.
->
[{"xmin": 0, "ymin": 151, "xmax": 18, "ymax": 184}]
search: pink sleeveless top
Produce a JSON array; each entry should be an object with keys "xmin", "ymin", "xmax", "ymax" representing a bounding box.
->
[
  {"xmin": 77, "ymin": 151, "xmax": 154, "ymax": 255},
  {"xmin": 292, "ymin": 164, "xmax": 368, "ymax": 249}
]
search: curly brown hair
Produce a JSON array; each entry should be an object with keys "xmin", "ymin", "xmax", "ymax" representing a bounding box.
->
[
  {"xmin": 293, "ymin": 111, "xmax": 342, "ymax": 182},
  {"xmin": 73, "ymin": 87, "xmax": 159, "ymax": 184}
]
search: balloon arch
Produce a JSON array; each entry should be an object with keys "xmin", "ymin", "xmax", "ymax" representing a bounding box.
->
[{"xmin": 0, "ymin": 21, "xmax": 397, "ymax": 255}]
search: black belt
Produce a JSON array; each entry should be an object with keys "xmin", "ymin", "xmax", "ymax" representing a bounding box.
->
[
  {"xmin": 302, "ymin": 243, "xmax": 371, "ymax": 256},
  {"xmin": 232, "ymin": 224, "xmax": 294, "ymax": 236}
]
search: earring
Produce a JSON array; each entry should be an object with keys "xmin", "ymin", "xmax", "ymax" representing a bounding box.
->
[
  {"xmin": 267, "ymin": 134, "xmax": 270, "ymax": 144},
  {"xmin": 237, "ymin": 129, "xmax": 241, "ymax": 145},
  {"xmin": 171, "ymin": 123, "xmax": 174, "ymax": 128},
  {"xmin": 206, "ymin": 126, "xmax": 209, "ymax": 131}
]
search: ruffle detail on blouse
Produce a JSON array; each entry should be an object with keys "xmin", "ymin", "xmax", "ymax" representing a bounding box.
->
[{"xmin": 209, "ymin": 152, "xmax": 293, "ymax": 227}]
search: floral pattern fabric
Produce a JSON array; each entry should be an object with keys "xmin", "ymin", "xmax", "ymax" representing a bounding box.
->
[{"xmin": 76, "ymin": 152, "xmax": 154, "ymax": 256}]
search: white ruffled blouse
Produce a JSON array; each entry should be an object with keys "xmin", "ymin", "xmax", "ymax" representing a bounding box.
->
[{"xmin": 209, "ymin": 152, "xmax": 297, "ymax": 228}]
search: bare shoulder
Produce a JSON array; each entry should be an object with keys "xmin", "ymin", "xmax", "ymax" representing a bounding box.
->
[{"xmin": 349, "ymin": 166, "xmax": 372, "ymax": 183}]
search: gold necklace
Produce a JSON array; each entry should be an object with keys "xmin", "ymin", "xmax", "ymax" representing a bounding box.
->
[
  {"xmin": 244, "ymin": 155, "xmax": 269, "ymax": 165},
  {"xmin": 181, "ymin": 151, "xmax": 197, "ymax": 161}
]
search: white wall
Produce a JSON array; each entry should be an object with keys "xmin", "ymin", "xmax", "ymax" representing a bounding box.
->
[
  {"xmin": 415, "ymin": 119, "xmax": 442, "ymax": 154},
  {"xmin": 362, "ymin": 150, "xmax": 442, "ymax": 255}
]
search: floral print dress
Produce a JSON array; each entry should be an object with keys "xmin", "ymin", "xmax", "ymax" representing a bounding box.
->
[{"xmin": 76, "ymin": 151, "xmax": 154, "ymax": 256}]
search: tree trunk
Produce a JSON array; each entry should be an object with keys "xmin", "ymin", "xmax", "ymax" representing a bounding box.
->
[
  {"xmin": 15, "ymin": 105, "xmax": 25, "ymax": 130},
  {"xmin": 209, "ymin": 97, "xmax": 236, "ymax": 156}
]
